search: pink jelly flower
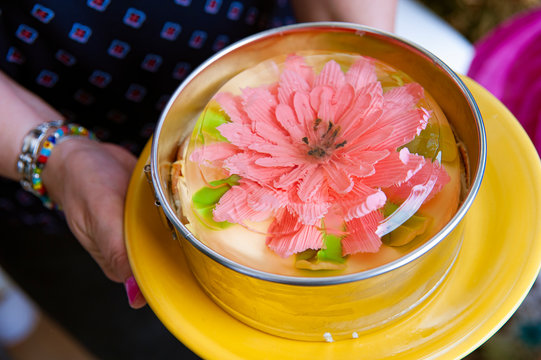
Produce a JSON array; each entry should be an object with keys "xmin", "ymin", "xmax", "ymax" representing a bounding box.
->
[{"xmin": 193, "ymin": 55, "xmax": 448, "ymax": 258}]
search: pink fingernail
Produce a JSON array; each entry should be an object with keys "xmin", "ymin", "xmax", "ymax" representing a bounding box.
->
[{"xmin": 124, "ymin": 276, "xmax": 145, "ymax": 308}]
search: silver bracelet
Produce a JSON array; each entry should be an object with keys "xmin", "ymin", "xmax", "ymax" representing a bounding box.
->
[
  {"xmin": 15, "ymin": 120, "xmax": 96, "ymax": 209},
  {"xmin": 16, "ymin": 120, "xmax": 64, "ymax": 193}
]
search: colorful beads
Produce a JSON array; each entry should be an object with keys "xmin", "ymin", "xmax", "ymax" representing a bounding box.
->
[{"xmin": 28, "ymin": 123, "xmax": 97, "ymax": 210}]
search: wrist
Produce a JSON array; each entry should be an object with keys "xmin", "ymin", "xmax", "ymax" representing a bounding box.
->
[
  {"xmin": 16, "ymin": 120, "xmax": 64, "ymax": 193},
  {"xmin": 0, "ymin": 71, "xmax": 62, "ymax": 180},
  {"xmin": 41, "ymin": 136, "xmax": 98, "ymax": 206},
  {"xmin": 17, "ymin": 122, "xmax": 97, "ymax": 209}
]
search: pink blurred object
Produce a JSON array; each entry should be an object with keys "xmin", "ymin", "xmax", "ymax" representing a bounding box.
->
[{"xmin": 467, "ymin": 7, "xmax": 541, "ymax": 153}]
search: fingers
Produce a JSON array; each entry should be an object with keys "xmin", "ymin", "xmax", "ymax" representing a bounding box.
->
[
  {"xmin": 78, "ymin": 189, "xmax": 147, "ymax": 309},
  {"xmin": 124, "ymin": 276, "xmax": 146, "ymax": 309},
  {"xmin": 42, "ymin": 138, "xmax": 147, "ymax": 308}
]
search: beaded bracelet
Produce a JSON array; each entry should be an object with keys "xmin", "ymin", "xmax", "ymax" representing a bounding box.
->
[{"xmin": 17, "ymin": 122, "xmax": 97, "ymax": 209}]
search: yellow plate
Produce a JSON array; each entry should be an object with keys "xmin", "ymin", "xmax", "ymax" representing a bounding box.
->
[{"xmin": 125, "ymin": 77, "xmax": 541, "ymax": 360}]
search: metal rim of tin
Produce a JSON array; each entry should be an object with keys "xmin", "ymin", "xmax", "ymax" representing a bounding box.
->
[{"xmin": 151, "ymin": 22, "xmax": 487, "ymax": 286}]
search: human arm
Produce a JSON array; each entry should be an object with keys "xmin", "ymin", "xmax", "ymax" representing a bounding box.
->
[
  {"xmin": 290, "ymin": 0, "xmax": 398, "ymax": 32},
  {"xmin": 0, "ymin": 71, "xmax": 144, "ymax": 308}
]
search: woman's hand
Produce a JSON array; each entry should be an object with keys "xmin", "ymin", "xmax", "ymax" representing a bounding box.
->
[
  {"xmin": 0, "ymin": 71, "xmax": 145, "ymax": 308},
  {"xmin": 41, "ymin": 137, "xmax": 146, "ymax": 308}
]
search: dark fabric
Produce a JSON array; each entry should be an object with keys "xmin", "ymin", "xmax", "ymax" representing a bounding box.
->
[
  {"xmin": 0, "ymin": 1, "xmax": 295, "ymax": 358},
  {"xmin": 0, "ymin": 0, "xmax": 292, "ymax": 152},
  {"xmin": 0, "ymin": 223, "xmax": 201, "ymax": 359}
]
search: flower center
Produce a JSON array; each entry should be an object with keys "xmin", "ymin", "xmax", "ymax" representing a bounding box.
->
[{"xmin": 302, "ymin": 119, "xmax": 346, "ymax": 159}]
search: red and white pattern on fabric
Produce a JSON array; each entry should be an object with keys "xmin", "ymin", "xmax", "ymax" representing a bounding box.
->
[
  {"xmin": 36, "ymin": 70, "xmax": 58, "ymax": 88},
  {"xmin": 89, "ymin": 70, "xmax": 112, "ymax": 88},
  {"xmin": 87, "ymin": 0, "xmax": 110, "ymax": 12},
  {"xmin": 141, "ymin": 54, "xmax": 163, "ymax": 72},
  {"xmin": 55, "ymin": 49, "xmax": 77, "ymax": 66},
  {"xmin": 108, "ymin": 40, "xmax": 131, "ymax": 58},
  {"xmin": 175, "ymin": 0, "xmax": 192, "ymax": 6},
  {"xmin": 160, "ymin": 22, "xmax": 182, "ymax": 41},
  {"xmin": 123, "ymin": 8, "xmax": 146, "ymax": 29},
  {"xmin": 227, "ymin": 2, "xmax": 244, "ymax": 20},
  {"xmin": 69, "ymin": 23, "xmax": 92, "ymax": 44},
  {"xmin": 205, "ymin": 0, "xmax": 222, "ymax": 14},
  {"xmin": 16, "ymin": 24, "xmax": 39, "ymax": 44},
  {"xmin": 125, "ymin": 84, "xmax": 147, "ymax": 102},
  {"xmin": 173, "ymin": 62, "xmax": 191, "ymax": 80},
  {"xmin": 31, "ymin": 4, "xmax": 55, "ymax": 24},
  {"xmin": 6, "ymin": 47, "xmax": 25, "ymax": 64},
  {"xmin": 189, "ymin": 30, "xmax": 207, "ymax": 49},
  {"xmin": 212, "ymin": 35, "xmax": 230, "ymax": 51}
]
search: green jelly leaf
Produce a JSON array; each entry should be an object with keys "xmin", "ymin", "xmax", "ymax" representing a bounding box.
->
[
  {"xmin": 403, "ymin": 123, "xmax": 457, "ymax": 162},
  {"xmin": 390, "ymin": 73, "xmax": 405, "ymax": 87},
  {"xmin": 197, "ymin": 106, "xmax": 229, "ymax": 143},
  {"xmin": 383, "ymin": 202, "xmax": 399, "ymax": 217},
  {"xmin": 439, "ymin": 123, "xmax": 458, "ymax": 161},
  {"xmin": 192, "ymin": 185, "xmax": 230, "ymax": 209},
  {"xmin": 294, "ymin": 231, "xmax": 346, "ymax": 271},
  {"xmin": 404, "ymin": 123, "xmax": 440, "ymax": 160},
  {"xmin": 191, "ymin": 175, "xmax": 240, "ymax": 229},
  {"xmin": 296, "ymin": 249, "xmax": 318, "ymax": 262},
  {"xmin": 192, "ymin": 175, "xmax": 240, "ymax": 208},
  {"xmin": 194, "ymin": 206, "xmax": 231, "ymax": 229},
  {"xmin": 382, "ymin": 202, "xmax": 430, "ymax": 247},
  {"xmin": 317, "ymin": 234, "xmax": 346, "ymax": 264}
]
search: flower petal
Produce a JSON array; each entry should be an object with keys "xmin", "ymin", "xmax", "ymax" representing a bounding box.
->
[
  {"xmin": 217, "ymin": 122, "xmax": 264, "ymax": 149},
  {"xmin": 288, "ymin": 191, "xmax": 330, "ymax": 226},
  {"xmin": 323, "ymin": 161, "xmax": 354, "ymax": 194},
  {"xmin": 297, "ymin": 166, "xmax": 325, "ymax": 202},
  {"xmin": 215, "ymin": 92, "xmax": 250, "ymax": 125},
  {"xmin": 278, "ymin": 69, "xmax": 311, "ymax": 106},
  {"xmin": 384, "ymin": 158, "xmax": 451, "ymax": 203},
  {"xmin": 275, "ymin": 103, "xmax": 308, "ymax": 143},
  {"xmin": 247, "ymin": 185, "xmax": 288, "ymax": 212},
  {"xmin": 293, "ymin": 91, "xmax": 317, "ymax": 137},
  {"xmin": 384, "ymin": 83, "xmax": 424, "ymax": 107},
  {"xmin": 339, "ymin": 82, "xmax": 384, "ymax": 138},
  {"xmin": 310, "ymin": 84, "xmax": 354, "ymax": 125},
  {"xmin": 342, "ymin": 211, "xmax": 383, "ymax": 255},
  {"xmin": 213, "ymin": 180, "xmax": 274, "ymax": 223},
  {"xmin": 363, "ymin": 148, "xmax": 426, "ymax": 188},
  {"xmin": 251, "ymin": 141, "xmax": 306, "ymax": 167},
  {"xmin": 268, "ymin": 207, "xmax": 301, "ymax": 235},
  {"xmin": 189, "ymin": 142, "xmax": 239, "ymax": 167},
  {"xmin": 332, "ymin": 83, "xmax": 356, "ymax": 121},
  {"xmin": 336, "ymin": 150, "xmax": 388, "ymax": 178},
  {"xmin": 267, "ymin": 221, "xmax": 324, "ymax": 257},
  {"xmin": 310, "ymin": 85, "xmax": 334, "ymax": 123},
  {"xmin": 345, "ymin": 56, "xmax": 378, "ymax": 90},
  {"xmin": 274, "ymin": 163, "xmax": 311, "ymax": 190},
  {"xmin": 283, "ymin": 55, "xmax": 315, "ymax": 86},
  {"xmin": 368, "ymin": 107, "xmax": 430, "ymax": 150},
  {"xmin": 224, "ymin": 152, "xmax": 289, "ymax": 183},
  {"xmin": 344, "ymin": 125, "xmax": 394, "ymax": 153},
  {"xmin": 242, "ymin": 87, "xmax": 288, "ymax": 141},
  {"xmin": 335, "ymin": 181, "xmax": 387, "ymax": 221},
  {"xmin": 314, "ymin": 60, "xmax": 346, "ymax": 89}
]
